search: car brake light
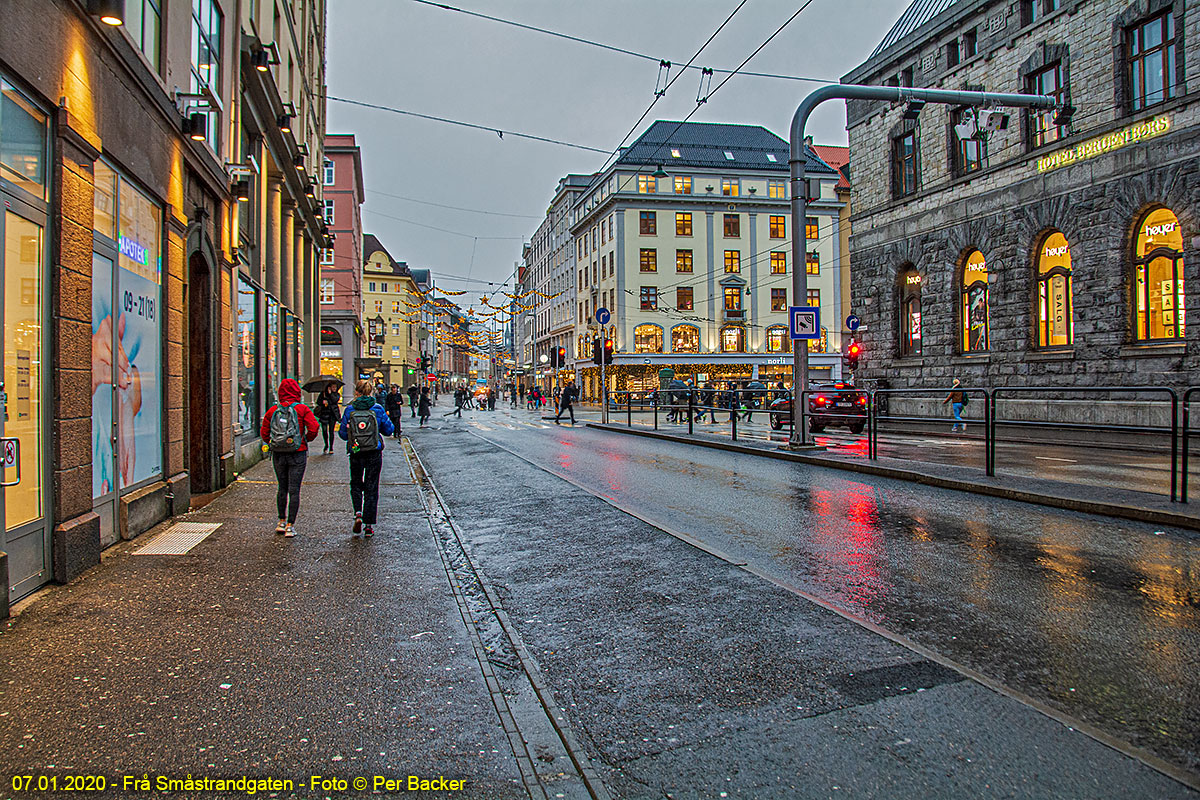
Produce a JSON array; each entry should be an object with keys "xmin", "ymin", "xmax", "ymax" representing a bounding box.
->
[{"xmin": 856, "ymin": 396, "xmax": 866, "ymax": 405}]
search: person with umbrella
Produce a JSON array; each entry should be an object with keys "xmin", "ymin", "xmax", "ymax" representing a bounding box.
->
[{"xmin": 303, "ymin": 375, "xmax": 343, "ymax": 455}]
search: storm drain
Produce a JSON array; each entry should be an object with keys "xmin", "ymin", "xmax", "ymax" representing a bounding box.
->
[{"xmin": 133, "ymin": 522, "xmax": 222, "ymax": 555}]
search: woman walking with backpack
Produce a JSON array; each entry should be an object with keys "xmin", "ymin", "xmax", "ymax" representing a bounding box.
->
[
  {"xmin": 260, "ymin": 378, "xmax": 320, "ymax": 537},
  {"xmin": 314, "ymin": 383, "xmax": 341, "ymax": 454},
  {"xmin": 338, "ymin": 379, "xmax": 395, "ymax": 538},
  {"xmin": 418, "ymin": 386, "xmax": 432, "ymax": 427}
]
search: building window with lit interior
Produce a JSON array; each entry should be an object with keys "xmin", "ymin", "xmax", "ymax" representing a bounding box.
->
[
  {"xmin": 769, "ymin": 180, "xmax": 786, "ymax": 199},
  {"xmin": 320, "ymin": 279, "xmax": 334, "ymax": 304},
  {"xmin": 637, "ymin": 175, "xmax": 657, "ymax": 193},
  {"xmin": 676, "ymin": 212, "xmax": 692, "ymax": 236},
  {"xmin": 771, "ymin": 252, "xmax": 786, "ymax": 274},
  {"xmin": 724, "ymin": 214, "xmax": 740, "ymax": 237},
  {"xmin": 720, "ymin": 325, "xmax": 746, "ymax": 353},
  {"xmin": 640, "ymin": 248, "xmax": 657, "ymax": 272},
  {"xmin": 639, "ymin": 211, "xmax": 656, "ymax": 235},
  {"xmin": 724, "ymin": 286, "xmax": 742, "ymax": 312},
  {"xmin": 672, "ymin": 325, "xmax": 700, "ymax": 353},
  {"xmin": 1127, "ymin": 10, "xmax": 1177, "ymax": 111},
  {"xmin": 771, "ymin": 288, "xmax": 787, "ymax": 311},
  {"xmin": 1134, "ymin": 207, "xmax": 1186, "ymax": 342},
  {"xmin": 1027, "ymin": 62, "xmax": 1066, "ymax": 148},
  {"xmin": 634, "ymin": 324, "xmax": 663, "ymax": 353},
  {"xmin": 807, "ymin": 288, "xmax": 820, "ymax": 309},
  {"xmin": 721, "ymin": 178, "xmax": 740, "ymax": 196},
  {"xmin": 640, "ymin": 286, "xmax": 658, "ymax": 310},
  {"xmin": 321, "ymin": 248, "xmax": 334, "ymax": 265},
  {"xmin": 766, "ymin": 326, "xmax": 790, "ymax": 353},
  {"xmin": 898, "ymin": 267, "xmax": 922, "ymax": 357},
  {"xmin": 806, "ymin": 252, "xmax": 820, "ymax": 274},
  {"xmin": 1036, "ymin": 231, "xmax": 1073, "ymax": 348},
  {"xmin": 724, "ymin": 250, "xmax": 740, "ymax": 273},
  {"xmin": 676, "ymin": 249, "xmax": 693, "ymax": 273},
  {"xmin": 674, "ymin": 176, "xmax": 692, "ymax": 194},
  {"xmin": 676, "ymin": 287, "xmax": 693, "ymax": 311},
  {"xmin": 805, "ymin": 216, "xmax": 819, "ymax": 239},
  {"xmin": 769, "ymin": 215, "xmax": 786, "ymax": 238},
  {"xmin": 961, "ymin": 250, "xmax": 990, "ymax": 352},
  {"xmin": 892, "ymin": 130, "xmax": 918, "ymax": 197}
]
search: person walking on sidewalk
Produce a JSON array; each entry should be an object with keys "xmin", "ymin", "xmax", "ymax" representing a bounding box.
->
[
  {"xmin": 554, "ymin": 380, "xmax": 578, "ymax": 425},
  {"xmin": 314, "ymin": 383, "xmax": 341, "ymax": 454},
  {"xmin": 338, "ymin": 379, "xmax": 394, "ymax": 538},
  {"xmin": 418, "ymin": 386, "xmax": 432, "ymax": 427},
  {"xmin": 260, "ymin": 378, "xmax": 319, "ymax": 537},
  {"xmin": 385, "ymin": 384, "xmax": 405, "ymax": 441},
  {"xmin": 407, "ymin": 384, "xmax": 419, "ymax": 417},
  {"xmin": 943, "ymin": 378, "xmax": 968, "ymax": 432},
  {"xmin": 445, "ymin": 386, "xmax": 465, "ymax": 417}
]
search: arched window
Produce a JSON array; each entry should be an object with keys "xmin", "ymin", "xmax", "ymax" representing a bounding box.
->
[
  {"xmin": 720, "ymin": 325, "xmax": 746, "ymax": 353},
  {"xmin": 1036, "ymin": 231, "xmax": 1073, "ymax": 348},
  {"xmin": 1134, "ymin": 208, "xmax": 1185, "ymax": 341},
  {"xmin": 765, "ymin": 325, "xmax": 790, "ymax": 353},
  {"xmin": 633, "ymin": 324, "xmax": 663, "ymax": 353},
  {"xmin": 671, "ymin": 325, "xmax": 700, "ymax": 353},
  {"xmin": 961, "ymin": 250, "xmax": 990, "ymax": 352},
  {"xmin": 898, "ymin": 268, "xmax": 922, "ymax": 357}
]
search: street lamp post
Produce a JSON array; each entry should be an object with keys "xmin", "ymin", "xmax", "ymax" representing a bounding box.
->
[{"xmin": 787, "ymin": 83, "xmax": 1058, "ymax": 448}]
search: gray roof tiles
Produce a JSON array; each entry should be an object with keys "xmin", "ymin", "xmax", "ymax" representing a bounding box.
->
[
  {"xmin": 615, "ymin": 120, "xmax": 836, "ymax": 174},
  {"xmin": 870, "ymin": 0, "xmax": 964, "ymax": 58}
]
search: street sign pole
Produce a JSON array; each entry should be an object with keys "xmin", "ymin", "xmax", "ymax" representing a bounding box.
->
[
  {"xmin": 789, "ymin": 150, "xmax": 811, "ymax": 448},
  {"xmin": 600, "ymin": 324, "xmax": 607, "ymax": 425}
]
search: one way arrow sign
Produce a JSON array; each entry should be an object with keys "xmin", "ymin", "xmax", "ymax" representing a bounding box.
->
[{"xmin": 789, "ymin": 306, "xmax": 821, "ymax": 340}]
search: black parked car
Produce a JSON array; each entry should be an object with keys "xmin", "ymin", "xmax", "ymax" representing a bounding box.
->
[{"xmin": 768, "ymin": 382, "xmax": 867, "ymax": 434}]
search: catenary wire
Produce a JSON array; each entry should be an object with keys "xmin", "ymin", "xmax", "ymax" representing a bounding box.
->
[{"xmin": 366, "ymin": 189, "xmax": 541, "ymax": 219}]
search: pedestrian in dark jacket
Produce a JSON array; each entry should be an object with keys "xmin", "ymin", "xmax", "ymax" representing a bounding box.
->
[
  {"xmin": 260, "ymin": 377, "xmax": 320, "ymax": 537},
  {"xmin": 338, "ymin": 379, "xmax": 395, "ymax": 538},
  {"xmin": 385, "ymin": 385, "xmax": 405, "ymax": 440},
  {"xmin": 554, "ymin": 380, "xmax": 578, "ymax": 425},
  {"xmin": 407, "ymin": 385, "xmax": 419, "ymax": 417},
  {"xmin": 418, "ymin": 386, "xmax": 432, "ymax": 426},
  {"xmin": 444, "ymin": 387, "xmax": 465, "ymax": 417},
  {"xmin": 313, "ymin": 383, "xmax": 341, "ymax": 453}
]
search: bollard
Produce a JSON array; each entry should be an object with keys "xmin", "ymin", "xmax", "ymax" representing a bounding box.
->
[
  {"xmin": 688, "ymin": 390, "xmax": 694, "ymax": 435},
  {"xmin": 626, "ymin": 392, "xmax": 632, "ymax": 428},
  {"xmin": 654, "ymin": 391, "xmax": 659, "ymax": 431},
  {"xmin": 731, "ymin": 389, "xmax": 738, "ymax": 442}
]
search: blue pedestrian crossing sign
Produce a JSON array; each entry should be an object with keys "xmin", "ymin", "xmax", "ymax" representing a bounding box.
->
[
  {"xmin": 595, "ymin": 307, "xmax": 611, "ymax": 325},
  {"xmin": 789, "ymin": 306, "xmax": 821, "ymax": 340}
]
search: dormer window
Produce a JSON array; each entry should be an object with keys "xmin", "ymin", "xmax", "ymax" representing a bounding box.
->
[
  {"xmin": 671, "ymin": 149, "xmax": 682, "ymax": 158},
  {"xmin": 724, "ymin": 151, "xmax": 735, "ymax": 160},
  {"xmin": 766, "ymin": 153, "xmax": 778, "ymax": 162}
]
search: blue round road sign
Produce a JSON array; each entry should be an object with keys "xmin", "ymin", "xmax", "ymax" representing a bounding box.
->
[
  {"xmin": 846, "ymin": 314, "xmax": 861, "ymax": 332},
  {"xmin": 596, "ymin": 307, "xmax": 611, "ymax": 325}
]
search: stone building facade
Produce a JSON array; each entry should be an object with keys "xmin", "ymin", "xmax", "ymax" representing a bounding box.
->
[{"xmin": 845, "ymin": 0, "xmax": 1199, "ymax": 397}]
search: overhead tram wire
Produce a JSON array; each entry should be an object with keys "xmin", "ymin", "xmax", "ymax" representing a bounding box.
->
[
  {"xmin": 407, "ymin": 0, "xmax": 837, "ymax": 85},
  {"xmin": 362, "ymin": 207, "xmax": 525, "ymax": 240},
  {"xmin": 365, "ymin": 189, "xmax": 541, "ymax": 219}
]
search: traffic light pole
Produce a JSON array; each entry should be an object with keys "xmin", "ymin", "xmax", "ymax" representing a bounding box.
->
[
  {"xmin": 600, "ymin": 325, "xmax": 608, "ymax": 425},
  {"xmin": 787, "ymin": 83, "xmax": 1057, "ymax": 448}
]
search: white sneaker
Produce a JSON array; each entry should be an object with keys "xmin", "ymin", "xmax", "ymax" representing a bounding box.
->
[
  {"xmin": 283, "ymin": 524, "xmax": 295, "ymax": 538},
  {"xmin": 275, "ymin": 519, "xmax": 287, "ymax": 534}
]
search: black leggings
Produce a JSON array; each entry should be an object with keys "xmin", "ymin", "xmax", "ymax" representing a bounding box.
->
[
  {"xmin": 320, "ymin": 419, "xmax": 335, "ymax": 450},
  {"xmin": 349, "ymin": 449, "xmax": 384, "ymax": 525},
  {"xmin": 272, "ymin": 450, "xmax": 308, "ymax": 523}
]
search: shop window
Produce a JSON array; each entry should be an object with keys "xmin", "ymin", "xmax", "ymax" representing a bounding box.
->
[
  {"xmin": 640, "ymin": 248, "xmax": 657, "ymax": 272},
  {"xmin": 771, "ymin": 252, "xmax": 787, "ymax": 274},
  {"xmin": 634, "ymin": 324, "xmax": 663, "ymax": 353},
  {"xmin": 676, "ymin": 249, "xmax": 693, "ymax": 273},
  {"xmin": 1036, "ymin": 231, "xmax": 1073, "ymax": 348},
  {"xmin": 672, "ymin": 325, "xmax": 700, "ymax": 353},
  {"xmin": 237, "ymin": 277, "xmax": 259, "ymax": 430},
  {"xmin": 674, "ymin": 176, "xmax": 692, "ymax": 194},
  {"xmin": 1134, "ymin": 207, "xmax": 1186, "ymax": 342},
  {"xmin": 724, "ymin": 214, "xmax": 740, "ymax": 237},
  {"xmin": 771, "ymin": 288, "xmax": 787, "ymax": 311},
  {"xmin": 724, "ymin": 251, "xmax": 741, "ymax": 273},
  {"xmin": 899, "ymin": 268, "xmax": 923, "ymax": 357},
  {"xmin": 769, "ymin": 215, "xmax": 786, "ymax": 238},
  {"xmin": 640, "ymin": 286, "xmax": 657, "ymax": 310},
  {"xmin": 766, "ymin": 326, "xmax": 790, "ymax": 353},
  {"xmin": 676, "ymin": 287, "xmax": 693, "ymax": 311},
  {"xmin": 892, "ymin": 130, "xmax": 918, "ymax": 197},
  {"xmin": 1027, "ymin": 63, "xmax": 1066, "ymax": 149},
  {"xmin": 0, "ymin": 79, "xmax": 50, "ymax": 199},
  {"xmin": 720, "ymin": 325, "xmax": 746, "ymax": 353},
  {"xmin": 676, "ymin": 212, "xmax": 692, "ymax": 236},
  {"xmin": 639, "ymin": 211, "xmax": 656, "ymax": 235},
  {"xmin": 1127, "ymin": 10, "xmax": 1177, "ymax": 112},
  {"xmin": 961, "ymin": 250, "xmax": 990, "ymax": 352}
]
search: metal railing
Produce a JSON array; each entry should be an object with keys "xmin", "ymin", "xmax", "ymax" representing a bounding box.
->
[{"xmin": 596, "ymin": 384, "xmax": 1189, "ymax": 504}]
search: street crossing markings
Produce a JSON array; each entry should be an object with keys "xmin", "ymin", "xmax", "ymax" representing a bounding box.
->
[
  {"xmin": 1035, "ymin": 456, "xmax": 1078, "ymax": 463},
  {"xmin": 134, "ymin": 522, "xmax": 222, "ymax": 555}
]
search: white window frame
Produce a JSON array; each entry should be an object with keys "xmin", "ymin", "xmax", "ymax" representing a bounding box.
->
[
  {"xmin": 320, "ymin": 278, "xmax": 334, "ymax": 303},
  {"xmin": 324, "ymin": 158, "xmax": 335, "ymax": 185},
  {"xmin": 323, "ymin": 199, "xmax": 335, "ymax": 225}
]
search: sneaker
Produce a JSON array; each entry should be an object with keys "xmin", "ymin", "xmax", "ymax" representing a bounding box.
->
[
  {"xmin": 275, "ymin": 519, "xmax": 287, "ymax": 534},
  {"xmin": 364, "ymin": 525, "xmax": 374, "ymax": 538},
  {"xmin": 353, "ymin": 513, "xmax": 363, "ymax": 534},
  {"xmin": 283, "ymin": 524, "xmax": 295, "ymax": 538}
]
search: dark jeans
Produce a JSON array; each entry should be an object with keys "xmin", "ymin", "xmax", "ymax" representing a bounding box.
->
[
  {"xmin": 388, "ymin": 411, "xmax": 404, "ymax": 438},
  {"xmin": 349, "ymin": 448, "xmax": 384, "ymax": 525},
  {"xmin": 320, "ymin": 418, "xmax": 335, "ymax": 450},
  {"xmin": 272, "ymin": 450, "xmax": 308, "ymax": 523},
  {"xmin": 554, "ymin": 402, "xmax": 575, "ymax": 424}
]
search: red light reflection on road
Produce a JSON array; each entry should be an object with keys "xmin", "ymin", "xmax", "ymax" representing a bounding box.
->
[{"xmin": 808, "ymin": 484, "xmax": 886, "ymax": 618}]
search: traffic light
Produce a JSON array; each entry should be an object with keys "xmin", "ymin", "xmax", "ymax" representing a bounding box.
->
[
  {"xmin": 602, "ymin": 338, "xmax": 614, "ymax": 365},
  {"xmin": 556, "ymin": 346, "xmax": 566, "ymax": 367},
  {"xmin": 592, "ymin": 337, "xmax": 602, "ymax": 365},
  {"xmin": 845, "ymin": 340, "xmax": 862, "ymax": 371},
  {"xmin": 420, "ymin": 354, "xmax": 431, "ymax": 372}
]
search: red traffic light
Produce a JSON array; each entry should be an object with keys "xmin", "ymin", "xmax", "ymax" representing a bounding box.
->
[{"xmin": 848, "ymin": 342, "xmax": 861, "ymax": 357}]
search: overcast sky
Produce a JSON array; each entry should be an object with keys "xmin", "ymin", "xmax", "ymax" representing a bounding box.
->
[{"xmin": 326, "ymin": 0, "xmax": 911, "ymax": 310}]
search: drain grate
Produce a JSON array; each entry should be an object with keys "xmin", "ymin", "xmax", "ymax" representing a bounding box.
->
[{"xmin": 133, "ymin": 522, "xmax": 222, "ymax": 555}]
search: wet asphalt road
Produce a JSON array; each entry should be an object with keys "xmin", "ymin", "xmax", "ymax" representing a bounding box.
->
[{"xmin": 410, "ymin": 405, "xmax": 1200, "ymax": 787}]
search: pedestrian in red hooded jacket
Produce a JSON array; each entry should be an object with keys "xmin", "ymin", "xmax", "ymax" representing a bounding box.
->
[{"xmin": 260, "ymin": 377, "xmax": 319, "ymax": 537}]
